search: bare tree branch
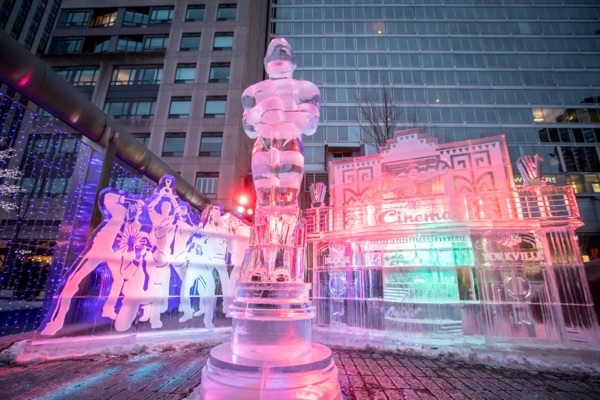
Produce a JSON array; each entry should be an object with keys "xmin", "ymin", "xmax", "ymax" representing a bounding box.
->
[{"xmin": 355, "ymin": 85, "xmax": 426, "ymax": 152}]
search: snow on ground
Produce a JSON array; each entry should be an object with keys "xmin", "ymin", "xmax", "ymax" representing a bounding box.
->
[
  {"xmin": 2, "ymin": 327, "xmax": 600, "ymax": 377},
  {"xmin": 0, "ymin": 328, "xmax": 229, "ymax": 365},
  {"xmin": 314, "ymin": 328, "xmax": 600, "ymax": 377}
]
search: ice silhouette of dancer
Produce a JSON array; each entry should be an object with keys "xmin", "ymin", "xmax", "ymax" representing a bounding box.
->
[
  {"xmin": 114, "ymin": 235, "xmax": 169, "ymax": 331},
  {"xmin": 41, "ymin": 190, "xmax": 145, "ymax": 336},
  {"xmin": 220, "ymin": 215, "xmax": 251, "ymax": 316},
  {"xmin": 138, "ymin": 175, "xmax": 182, "ymax": 321},
  {"xmin": 156, "ymin": 203, "xmax": 194, "ymax": 281},
  {"xmin": 147, "ymin": 175, "xmax": 180, "ymax": 252},
  {"xmin": 148, "ymin": 175, "xmax": 179, "ymax": 207},
  {"xmin": 197, "ymin": 205, "xmax": 233, "ymax": 313},
  {"xmin": 179, "ymin": 233, "xmax": 227, "ymax": 327},
  {"xmin": 242, "ymin": 37, "xmax": 320, "ymax": 208},
  {"xmin": 200, "ymin": 205, "xmax": 226, "ymax": 233}
]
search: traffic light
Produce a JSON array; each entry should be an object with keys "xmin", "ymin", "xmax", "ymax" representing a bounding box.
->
[{"xmin": 235, "ymin": 192, "xmax": 254, "ymax": 220}]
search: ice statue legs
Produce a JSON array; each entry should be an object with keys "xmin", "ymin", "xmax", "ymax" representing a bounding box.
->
[
  {"xmin": 252, "ymin": 137, "xmax": 304, "ymax": 207},
  {"xmin": 179, "ymin": 266, "xmax": 216, "ymax": 327},
  {"xmin": 41, "ymin": 256, "xmax": 124, "ymax": 335},
  {"xmin": 102, "ymin": 270, "xmax": 124, "ymax": 320}
]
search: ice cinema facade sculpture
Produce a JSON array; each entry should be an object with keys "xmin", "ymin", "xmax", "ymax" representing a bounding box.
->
[{"xmin": 306, "ymin": 129, "xmax": 600, "ymax": 346}]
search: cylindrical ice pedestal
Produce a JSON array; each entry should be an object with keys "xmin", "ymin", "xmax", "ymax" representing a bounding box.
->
[
  {"xmin": 229, "ymin": 282, "xmax": 315, "ymax": 360},
  {"xmin": 200, "ymin": 342, "xmax": 341, "ymax": 400},
  {"xmin": 200, "ymin": 281, "xmax": 342, "ymax": 399}
]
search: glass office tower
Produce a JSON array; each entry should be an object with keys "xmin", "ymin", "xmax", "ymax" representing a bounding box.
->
[{"xmin": 269, "ymin": 0, "xmax": 600, "ymax": 256}]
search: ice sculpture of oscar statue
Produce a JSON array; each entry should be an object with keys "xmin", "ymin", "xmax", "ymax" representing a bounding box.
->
[{"xmin": 199, "ymin": 38, "xmax": 341, "ymax": 399}]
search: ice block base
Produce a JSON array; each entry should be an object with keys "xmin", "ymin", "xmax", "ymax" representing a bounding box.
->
[{"xmin": 200, "ymin": 342, "xmax": 341, "ymax": 400}]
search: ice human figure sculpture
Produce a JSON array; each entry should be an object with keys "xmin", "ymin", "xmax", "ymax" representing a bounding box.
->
[
  {"xmin": 239, "ymin": 37, "xmax": 320, "ymax": 283},
  {"xmin": 199, "ymin": 38, "xmax": 341, "ymax": 399}
]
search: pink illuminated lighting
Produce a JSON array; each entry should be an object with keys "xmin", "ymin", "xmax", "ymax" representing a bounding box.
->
[{"xmin": 16, "ymin": 71, "xmax": 32, "ymax": 87}]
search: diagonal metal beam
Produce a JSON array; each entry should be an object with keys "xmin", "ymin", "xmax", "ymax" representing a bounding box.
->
[{"xmin": 0, "ymin": 30, "xmax": 210, "ymax": 210}]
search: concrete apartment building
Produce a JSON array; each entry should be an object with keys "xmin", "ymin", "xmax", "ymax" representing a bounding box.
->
[{"xmin": 43, "ymin": 0, "xmax": 269, "ymax": 211}]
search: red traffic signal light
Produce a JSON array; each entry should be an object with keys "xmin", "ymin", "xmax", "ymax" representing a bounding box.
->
[
  {"xmin": 235, "ymin": 191, "xmax": 254, "ymax": 220},
  {"xmin": 238, "ymin": 194, "xmax": 250, "ymax": 206}
]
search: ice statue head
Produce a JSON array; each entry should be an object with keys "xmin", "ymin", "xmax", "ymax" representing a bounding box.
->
[
  {"xmin": 155, "ymin": 174, "xmax": 177, "ymax": 196},
  {"xmin": 264, "ymin": 38, "xmax": 296, "ymax": 79}
]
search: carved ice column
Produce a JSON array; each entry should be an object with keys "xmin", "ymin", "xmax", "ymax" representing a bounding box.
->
[{"xmin": 199, "ymin": 38, "xmax": 341, "ymax": 399}]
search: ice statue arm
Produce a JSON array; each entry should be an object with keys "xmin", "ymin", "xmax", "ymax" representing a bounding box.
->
[
  {"xmin": 241, "ymin": 86, "xmax": 258, "ymax": 139},
  {"xmin": 151, "ymin": 245, "xmax": 168, "ymax": 265},
  {"xmin": 297, "ymin": 82, "xmax": 321, "ymax": 136},
  {"xmin": 98, "ymin": 191, "xmax": 129, "ymax": 220},
  {"xmin": 155, "ymin": 217, "xmax": 174, "ymax": 240}
]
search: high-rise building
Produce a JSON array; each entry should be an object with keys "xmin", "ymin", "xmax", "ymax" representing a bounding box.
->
[
  {"xmin": 0, "ymin": 0, "xmax": 62, "ymax": 121},
  {"xmin": 43, "ymin": 0, "xmax": 268, "ymax": 211},
  {"xmin": 269, "ymin": 0, "xmax": 600, "ymax": 257},
  {"xmin": 1, "ymin": 0, "xmax": 60, "ymax": 58}
]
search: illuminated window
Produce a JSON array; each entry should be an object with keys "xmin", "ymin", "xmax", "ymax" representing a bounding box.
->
[
  {"xmin": 43, "ymin": 178, "xmax": 70, "ymax": 197},
  {"xmin": 113, "ymin": 178, "xmax": 143, "ymax": 194},
  {"xmin": 89, "ymin": 11, "xmax": 117, "ymax": 28},
  {"xmin": 21, "ymin": 135, "xmax": 78, "ymax": 197},
  {"xmin": 111, "ymin": 66, "xmax": 162, "ymax": 85}
]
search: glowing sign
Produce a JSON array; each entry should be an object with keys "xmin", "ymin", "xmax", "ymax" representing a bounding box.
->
[
  {"xmin": 378, "ymin": 209, "xmax": 450, "ymax": 225},
  {"xmin": 483, "ymin": 251, "xmax": 544, "ymax": 262}
]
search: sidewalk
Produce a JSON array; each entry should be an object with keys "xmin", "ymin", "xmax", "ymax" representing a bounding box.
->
[{"xmin": 1, "ymin": 341, "xmax": 599, "ymax": 400}]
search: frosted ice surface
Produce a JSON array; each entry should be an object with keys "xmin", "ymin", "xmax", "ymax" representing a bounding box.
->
[
  {"xmin": 239, "ymin": 38, "xmax": 321, "ymax": 283},
  {"xmin": 242, "ymin": 38, "xmax": 320, "ymax": 209}
]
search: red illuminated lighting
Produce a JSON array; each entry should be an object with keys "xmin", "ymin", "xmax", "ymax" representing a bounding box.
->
[{"xmin": 238, "ymin": 194, "xmax": 250, "ymax": 206}]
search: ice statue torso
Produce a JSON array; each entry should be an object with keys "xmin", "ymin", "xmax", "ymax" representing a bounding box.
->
[{"xmin": 242, "ymin": 78, "xmax": 320, "ymax": 141}]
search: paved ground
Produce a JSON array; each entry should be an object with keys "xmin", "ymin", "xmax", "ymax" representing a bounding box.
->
[{"xmin": 1, "ymin": 343, "xmax": 600, "ymax": 400}]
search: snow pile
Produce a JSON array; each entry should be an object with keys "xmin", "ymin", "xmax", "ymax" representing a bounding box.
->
[
  {"xmin": 0, "ymin": 328, "xmax": 229, "ymax": 365},
  {"xmin": 2, "ymin": 327, "xmax": 600, "ymax": 377},
  {"xmin": 315, "ymin": 329, "xmax": 600, "ymax": 376}
]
